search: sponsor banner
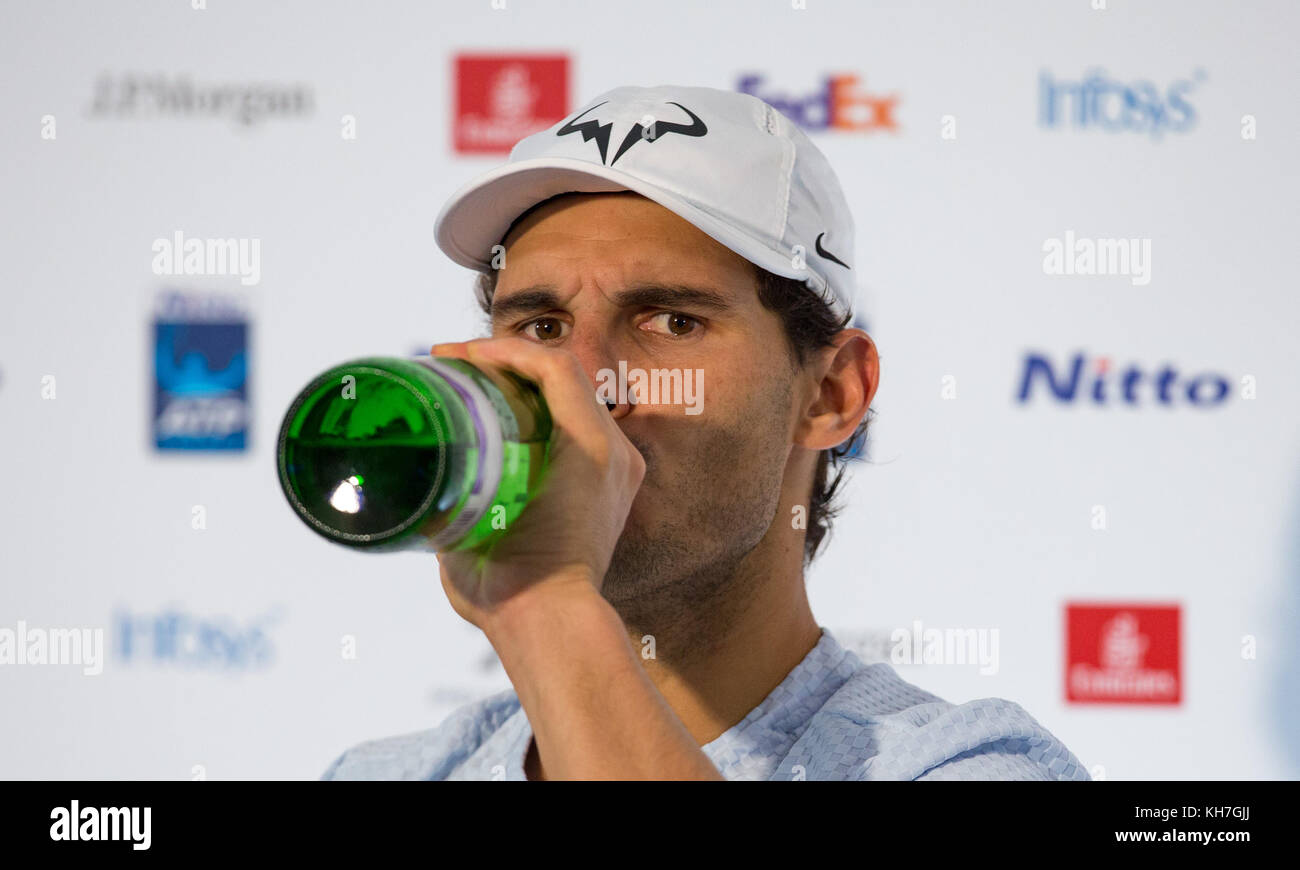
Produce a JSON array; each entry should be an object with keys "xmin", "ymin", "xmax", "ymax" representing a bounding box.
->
[
  {"xmin": 454, "ymin": 54, "xmax": 569, "ymax": 154},
  {"xmin": 152, "ymin": 291, "xmax": 249, "ymax": 451},
  {"xmin": 1067, "ymin": 603, "xmax": 1182, "ymax": 704}
]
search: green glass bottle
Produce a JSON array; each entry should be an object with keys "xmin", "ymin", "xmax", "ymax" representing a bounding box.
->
[{"xmin": 276, "ymin": 356, "xmax": 552, "ymax": 553}]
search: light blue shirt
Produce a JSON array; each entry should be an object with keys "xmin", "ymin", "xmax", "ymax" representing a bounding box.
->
[{"xmin": 322, "ymin": 628, "xmax": 1090, "ymax": 781}]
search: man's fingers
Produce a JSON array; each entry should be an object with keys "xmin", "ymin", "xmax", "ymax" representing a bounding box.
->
[
  {"xmin": 432, "ymin": 338, "xmax": 645, "ymax": 492},
  {"xmin": 434, "ymin": 337, "xmax": 615, "ymax": 438}
]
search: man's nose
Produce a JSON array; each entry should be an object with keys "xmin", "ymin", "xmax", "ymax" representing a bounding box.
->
[{"xmin": 562, "ymin": 323, "xmax": 636, "ymax": 420}]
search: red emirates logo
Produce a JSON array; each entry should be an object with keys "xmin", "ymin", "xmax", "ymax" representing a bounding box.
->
[
  {"xmin": 454, "ymin": 55, "xmax": 569, "ymax": 154},
  {"xmin": 1065, "ymin": 603, "xmax": 1181, "ymax": 704}
]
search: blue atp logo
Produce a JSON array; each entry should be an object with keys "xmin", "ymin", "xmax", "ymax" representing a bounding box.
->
[{"xmin": 152, "ymin": 292, "xmax": 249, "ymax": 450}]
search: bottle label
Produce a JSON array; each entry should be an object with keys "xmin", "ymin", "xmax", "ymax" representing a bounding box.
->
[{"xmin": 419, "ymin": 358, "xmax": 504, "ymax": 550}]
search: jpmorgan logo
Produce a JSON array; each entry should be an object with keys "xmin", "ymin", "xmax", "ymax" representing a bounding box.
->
[{"xmin": 88, "ymin": 72, "xmax": 314, "ymax": 127}]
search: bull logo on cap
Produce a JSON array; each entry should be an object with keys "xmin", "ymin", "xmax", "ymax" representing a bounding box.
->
[{"xmin": 556, "ymin": 100, "xmax": 708, "ymax": 166}]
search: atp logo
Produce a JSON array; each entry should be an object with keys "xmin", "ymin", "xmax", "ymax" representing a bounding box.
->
[{"xmin": 152, "ymin": 291, "xmax": 249, "ymax": 451}]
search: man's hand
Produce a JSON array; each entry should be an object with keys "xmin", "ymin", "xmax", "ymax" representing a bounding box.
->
[
  {"xmin": 426, "ymin": 336, "xmax": 723, "ymax": 780},
  {"xmin": 428, "ymin": 336, "xmax": 645, "ymax": 626}
]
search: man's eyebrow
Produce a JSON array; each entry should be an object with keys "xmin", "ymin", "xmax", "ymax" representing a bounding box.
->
[
  {"xmin": 613, "ymin": 284, "xmax": 735, "ymax": 312},
  {"xmin": 490, "ymin": 283, "xmax": 735, "ymax": 321},
  {"xmin": 490, "ymin": 288, "xmax": 562, "ymax": 322}
]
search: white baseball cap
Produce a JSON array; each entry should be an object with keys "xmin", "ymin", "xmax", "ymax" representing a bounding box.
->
[{"xmin": 434, "ymin": 83, "xmax": 858, "ymax": 320}]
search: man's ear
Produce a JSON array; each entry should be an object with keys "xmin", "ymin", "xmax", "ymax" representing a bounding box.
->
[{"xmin": 793, "ymin": 328, "xmax": 878, "ymax": 451}]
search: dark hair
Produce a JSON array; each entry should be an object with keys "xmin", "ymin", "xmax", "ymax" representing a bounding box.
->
[{"xmin": 473, "ymin": 264, "xmax": 870, "ymax": 567}]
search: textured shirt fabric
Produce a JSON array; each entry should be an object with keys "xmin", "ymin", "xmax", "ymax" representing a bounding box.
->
[{"xmin": 322, "ymin": 627, "xmax": 1090, "ymax": 781}]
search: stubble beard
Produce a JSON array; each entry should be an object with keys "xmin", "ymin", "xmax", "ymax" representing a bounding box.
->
[{"xmin": 599, "ymin": 376, "xmax": 795, "ymax": 667}]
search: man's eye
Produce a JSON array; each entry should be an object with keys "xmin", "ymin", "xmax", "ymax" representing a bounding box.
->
[
  {"xmin": 522, "ymin": 317, "xmax": 568, "ymax": 341},
  {"xmin": 642, "ymin": 312, "xmax": 701, "ymax": 337}
]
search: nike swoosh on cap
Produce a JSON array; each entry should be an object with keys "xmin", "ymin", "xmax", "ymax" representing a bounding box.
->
[{"xmin": 815, "ymin": 232, "xmax": 850, "ymax": 269}]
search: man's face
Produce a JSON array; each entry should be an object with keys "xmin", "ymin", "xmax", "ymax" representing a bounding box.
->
[{"xmin": 490, "ymin": 191, "xmax": 804, "ymax": 605}]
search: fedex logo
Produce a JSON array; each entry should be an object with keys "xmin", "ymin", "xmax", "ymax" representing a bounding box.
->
[{"xmin": 737, "ymin": 73, "xmax": 899, "ymax": 132}]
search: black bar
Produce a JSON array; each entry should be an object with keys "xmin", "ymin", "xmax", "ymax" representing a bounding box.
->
[{"xmin": 0, "ymin": 781, "xmax": 1287, "ymax": 856}]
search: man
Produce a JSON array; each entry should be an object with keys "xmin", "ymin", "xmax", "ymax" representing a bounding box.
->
[{"xmin": 322, "ymin": 84, "xmax": 1089, "ymax": 781}]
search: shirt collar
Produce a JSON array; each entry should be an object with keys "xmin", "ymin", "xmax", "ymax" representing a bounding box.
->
[{"xmin": 500, "ymin": 626, "xmax": 859, "ymax": 780}]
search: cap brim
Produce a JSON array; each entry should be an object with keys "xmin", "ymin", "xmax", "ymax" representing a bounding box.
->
[{"xmin": 433, "ymin": 156, "xmax": 846, "ymax": 317}]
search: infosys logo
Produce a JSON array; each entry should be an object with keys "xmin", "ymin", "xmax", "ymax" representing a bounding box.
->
[
  {"xmin": 115, "ymin": 607, "xmax": 282, "ymax": 670},
  {"xmin": 1038, "ymin": 68, "xmax": 1204, "ymax": 139},
  {"xmin": 1017, "ymin": 352, "xmax": 1236, "ymax": 407},
  {"xmin": 737, "ymin": 73, "xmax": 899, "ymax": 132}
]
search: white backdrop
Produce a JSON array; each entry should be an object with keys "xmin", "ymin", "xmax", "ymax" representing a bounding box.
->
[{"xmin": 1, "ymin": 0, "xmax": 1297, "ymax": 780}]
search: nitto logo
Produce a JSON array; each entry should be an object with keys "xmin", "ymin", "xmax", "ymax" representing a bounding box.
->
[
  {"xmin": 1038, "ymin": 68, "xmax": 1203, "ymax": 139},
  {"xmin": 737, "ymin": 73, "xmax": 899, "ymax": 132},
  {"xmin": 1017, "ymin": 352, "xmax": 1231, "ymax": 407}
]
